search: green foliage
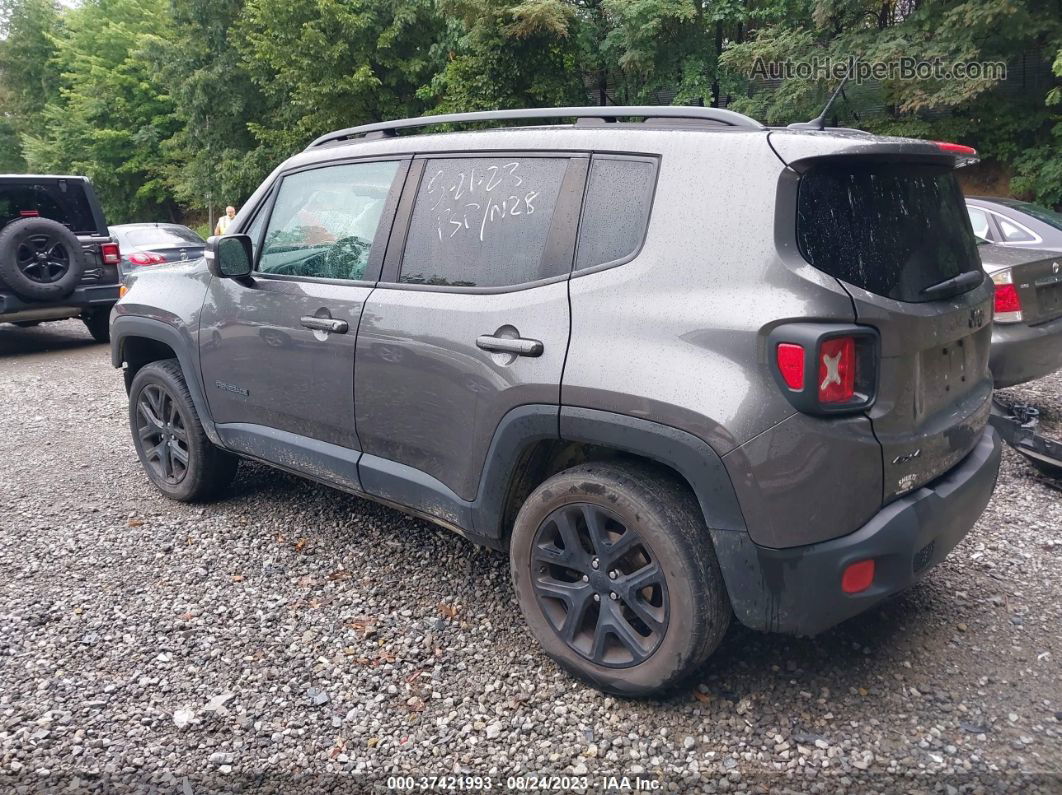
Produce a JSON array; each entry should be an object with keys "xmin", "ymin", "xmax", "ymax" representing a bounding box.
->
[
  {"xmin": 235, "ymin": 0, "xmax": 444, "ymax": 154},
  {"xmin": 154, "ymin": 0, "xmax": 270, "ymax": 213},
  {"xmin": 0, "ymin": 0, "xmax": 62, "ymax": 170},
  {"xmin": 419, "ymin": 0, "xmax": 585, "ymax": 112},
  {"xmin": 721, "ymin": 0, "xmax": 1062, "ymax": 204},
  {"xmin": 18, "ymin": 0, "xmax": 179, "ymax": 222},
  {"xmin": 0, "ymin": 0, "xmax": 1059, "ymax": 217}
]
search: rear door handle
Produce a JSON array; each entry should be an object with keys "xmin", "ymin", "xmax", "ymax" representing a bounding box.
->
[
  {"xmin": 301, "ymin": 316, "xmax": 348, "ymax": 334},
  {"xmin": 476, "ymin": 335, "xmax": 544, "ymax": 357}
]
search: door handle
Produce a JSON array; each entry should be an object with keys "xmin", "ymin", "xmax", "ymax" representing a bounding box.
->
[
  {"xmin": 476, "ymin": 334, "xmax": 544, "ymax": 357},
  {"xmin": 301, "ymin": 316, "xmax": 348, "ymax": 334}
]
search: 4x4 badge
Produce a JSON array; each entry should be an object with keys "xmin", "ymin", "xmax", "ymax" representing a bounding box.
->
[
  {"xmin": 892, "ymin": 449, "xmax": 922, "ymax": 465},
  {"xmin": 969, "ymin": 307, "xmax": 985, "ymax": 328}
]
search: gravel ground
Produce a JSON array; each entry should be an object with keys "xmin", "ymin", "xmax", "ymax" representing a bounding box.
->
[{"xmin": 0, "ymin": 319, "xmax": 1059, "ymax": 794}]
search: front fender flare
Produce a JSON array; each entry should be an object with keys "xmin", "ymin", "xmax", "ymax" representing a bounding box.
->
[{"xmin": 111, "ymin": 315, "xmax": 221, "ymax": 446}]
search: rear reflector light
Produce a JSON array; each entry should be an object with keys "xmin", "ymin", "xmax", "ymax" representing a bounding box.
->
[
  {"xmin": 100, "ymin": 242, "xmax": 121, "ymax": 265},
  {"xmin": 841, "ymin": 560, "xmax": 875, "ymax": 594},
  {"xmin": 19, "ymin": 210, "xmax": 40, "ymax": 217},
  {"xmin": 991, "ymin": 269, "xmax": 1023, "ymax": 322},
  {"xmin": 776, "ymin": 343, "xmax": 805, "ymax": 390},
  {"xmin": 129, "ymin": 251, "xmax": 165, "ymax": 265},
  {"xmin": 817, "ymin": 336, "xmax": 855, "ymax": 403}
]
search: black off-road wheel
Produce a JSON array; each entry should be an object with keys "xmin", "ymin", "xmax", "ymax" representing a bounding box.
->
[
  {"xmin": 510, "ymin": 462, "xmax": 731, "ymax": 697},
  {"xmin": 129, "ymin": 359, "xmax": 238, "ymax": 502},
  {"xmin": 82, "ymin": 310, "xmax": 110, "ymax": 343},
  {"xmin": 0, "ymin": 217, "xmax": 87, "ymax": 301}
]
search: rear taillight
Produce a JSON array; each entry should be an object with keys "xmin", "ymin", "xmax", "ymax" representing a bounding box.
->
[
  {"xmin": 770, "ymin": 324, "xmax": 878, "ymax": 415},
  {"xmin": 100, "ymin": 242, "xmax": 121, "ymax": 265},
  {"xmin": 991, "ymin": 269, "xmax": 1022, "ymax": 323},
  {"xmin": 817, "ymin": 336, "xmax": 855, "ymax": 404},
  {"xmin": 128, "ymin": 251, "xmax": 165, "ymax": 265},
  {"xmin": 19, "ymin": 210, "xmax": 40, "ymax": 217}
]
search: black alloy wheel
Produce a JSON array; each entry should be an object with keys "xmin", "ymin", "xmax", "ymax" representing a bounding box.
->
[
  {"xmin": 16, "ymin": 234, "xmax": 71, "ymax": 284},
  {"xmin": 530, "ymin": 502, "xmax": 669, "ymax": 668},
  {"xmin": 135, "ymin": 383, "xmax": 190, "ymax": 485}
]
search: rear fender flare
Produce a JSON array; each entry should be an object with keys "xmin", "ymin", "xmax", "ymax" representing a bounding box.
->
[{"xmin": 470, "ymin": 405, "xmax": 748, "ymax": 540}]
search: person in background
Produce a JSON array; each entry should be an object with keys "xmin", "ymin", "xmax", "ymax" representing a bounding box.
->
[{"xmin": 214, "ymin": 205, "xmax": 236, "ymax": 236}]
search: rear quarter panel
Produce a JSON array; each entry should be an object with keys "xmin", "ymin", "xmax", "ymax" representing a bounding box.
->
[{"xmin": 562, "ymin": 132, "xmax": 852, "ymax": 455}]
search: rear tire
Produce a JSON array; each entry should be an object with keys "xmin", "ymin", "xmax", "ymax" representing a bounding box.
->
[
  {"xmin": 510, "ymin": 461, "xmax": 731, "ymax": 696},
  {"xmin": 128, "ymin": 359, "xmax": 237, "ymax": 502},
  {"xmin": 82, "ymin": 310, "xmax": 110, "ymax": 343}
]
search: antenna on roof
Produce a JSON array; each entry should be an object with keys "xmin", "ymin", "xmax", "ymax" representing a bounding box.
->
[{"xmin": 788, "ymin": 57, "xmax": 858, "ymax": 131}]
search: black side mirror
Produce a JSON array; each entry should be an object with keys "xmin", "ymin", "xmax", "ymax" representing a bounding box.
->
[{"xmin": 206, "ymin": 234, "xmax": 253, "ymax": 279}]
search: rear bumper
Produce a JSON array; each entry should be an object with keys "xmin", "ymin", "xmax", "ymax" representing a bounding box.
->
[
  {"xmin": 0, "ymin": 284, "xmax": 119, "ymax": 322},
  {"xmin": 990, "ymin": 314, "xmax": 1062, "ymax": 387},
  {"xmin": 712, "ymin": 425, "xmax": 1001, "ymax": 636}
]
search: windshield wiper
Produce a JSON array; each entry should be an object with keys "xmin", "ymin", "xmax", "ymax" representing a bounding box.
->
[{"xmin": 920, "ymin": 270, "xmax": 984, "ymax": 299}]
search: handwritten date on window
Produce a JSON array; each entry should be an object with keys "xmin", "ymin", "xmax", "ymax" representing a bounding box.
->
[{"xmin": 425, "ymin": 162, "xmax": 540, "ymax": 244}]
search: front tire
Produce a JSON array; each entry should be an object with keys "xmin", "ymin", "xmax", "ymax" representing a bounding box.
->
[
  {"xmin": 510, "ymin": 462, "xmax": 731, "ymax": 697},
  {"xmin": 128, "ymin": 359, "xmax": 237, "ymax": 502}
]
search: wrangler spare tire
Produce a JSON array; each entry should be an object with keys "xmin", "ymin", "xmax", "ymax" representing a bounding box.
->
[{"xmin": 0, "ymin": 217, "xmax": 86, "ymax": 301}]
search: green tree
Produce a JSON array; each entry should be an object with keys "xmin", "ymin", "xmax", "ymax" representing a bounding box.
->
[
  {"xmin": 421, "ymin": 0, "xmax": 586, "ymax": 112},
  {"xmin": 154, "ymin": 0, "xmax": 271, "ymax": 213},
  {"xmin": 0, "ymin": 0, "xmax": 62, "ymax": 170},
  {"xmin": 719, "ymin": 0, "xmax": 1062, "ymax": 204},
  {"xmin": 235, "ymin": 0, "xmax": 445, "ymax": 155},
  {"xmin": 20, "ymin": 0, "xmax": 179, "ymax": 221}
]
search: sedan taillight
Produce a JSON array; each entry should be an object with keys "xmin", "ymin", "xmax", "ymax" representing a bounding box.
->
[
  {"xmin": 128, "ymin": 251, "xmax": 165, "ymax": 265},
  {"xmin": 991, "ymin": 269, "xmax": 1023, "ymax": 323}
]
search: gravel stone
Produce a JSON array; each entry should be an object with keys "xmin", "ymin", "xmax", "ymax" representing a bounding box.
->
[{"xmin": 0, "ymin": 320, "xmax": 1060, "ymax": 792}]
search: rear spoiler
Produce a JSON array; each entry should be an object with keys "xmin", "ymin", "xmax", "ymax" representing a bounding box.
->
[{"xmin": 768, "ymin": 130, "xmax": 979, "ymax": 172}]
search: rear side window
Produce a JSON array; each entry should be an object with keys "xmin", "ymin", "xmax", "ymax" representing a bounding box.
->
[
  {"xmin": 0, "ymin": 181, "xmax": 98, "ymax": 234},
  {"xmin": 400, "ymin": 157, "xmax": 568, "ymax": 288},
  {"xmin": 797, "ymin": 163, "xmax": 981, "ymax": 303},
  {"xmin": 966, "ymin": 207, "xmax": 991, "ymax": 239},
  {"xmin": 575, "ymin": 156, "xmax": 656, "ymax": 271},
  {"xmin": 997, "ymin": 217, "xmax": 1035, "ymax": 242}
]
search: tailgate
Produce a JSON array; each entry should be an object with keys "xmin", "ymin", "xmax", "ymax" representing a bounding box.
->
[
  {"xmin": 771, "ymin": 131, "xmax": 996, "ymax": 503},
  {"xmin": 847, "ymin": 281, "xmax": 994, "ymax": 500}
]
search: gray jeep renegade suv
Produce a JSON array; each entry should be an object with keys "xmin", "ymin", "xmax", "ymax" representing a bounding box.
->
[{"xmin": 111, "ymin": 107, "xmax": 1002, "ymax": 695}]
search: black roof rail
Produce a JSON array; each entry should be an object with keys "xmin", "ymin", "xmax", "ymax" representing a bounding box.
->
[{"xmin": 305, "ymin": 106, "xmax": 765, "ymax": 150}]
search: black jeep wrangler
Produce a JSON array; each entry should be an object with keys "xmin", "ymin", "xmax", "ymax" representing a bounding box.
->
[{"xmin": 0, "ymin": 175, "xmax": 120, "ymax": 342}]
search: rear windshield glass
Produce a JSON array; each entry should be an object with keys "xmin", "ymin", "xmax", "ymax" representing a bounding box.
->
[
  {"xmin": 0, "ymin": 180, "xmax": 99, "ymax": 234},
  {"xmin": 1010, "ymin": 201, "xmax": 1062, "ymax": 232},
  {"xmin": 114, "ymin": 226, "xmax": 204, "ymax": 249},
  {"xmin": 797, "ymin": 163, "xmax": 981, "ymax": 303}
]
